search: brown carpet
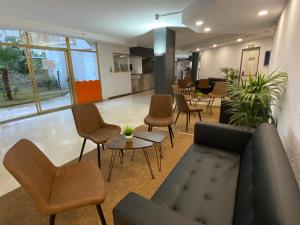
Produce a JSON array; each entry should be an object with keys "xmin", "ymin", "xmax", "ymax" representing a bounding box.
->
[{"xmin": 0, "ymin": 106, "xmax": 220, "ymax": 225}]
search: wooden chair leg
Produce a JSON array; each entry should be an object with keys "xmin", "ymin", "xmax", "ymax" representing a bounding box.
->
[
  {"xmin": 96, "ymin": 204, "xmax": 107, "ymax": 225},
  {"xmin": 168, "ymin": 126, "xmax": 174, "ymax": 148},
  {"xmin": 78, "ymin": 138, "xmax": 86, "ymax": 162},
  {"xmin": 97, "ymin": 144, "xmax": 101, "ymax": 168},
  {"xmin": 148, "ymin": 125, "xmax": 151, "ymax": 131},
  {"xmin": 49, "ymin": 215, "xmax": 56, "ymax": 225}
]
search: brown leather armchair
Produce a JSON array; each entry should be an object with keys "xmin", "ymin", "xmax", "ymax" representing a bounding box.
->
[
  {"xmin": 174, "ymin": 93, "xmax": 203, "ymax": 132},
  {"xmin": 144, "ymin": 95, "xmax": 174, "ymax": 147},
  {"xmin": 3, "ymin": 139, "xmax": 107, "ymax": 225},
  {"xmin": 71, "ymin": 103, "xmax": 121, "ymax": 168}
]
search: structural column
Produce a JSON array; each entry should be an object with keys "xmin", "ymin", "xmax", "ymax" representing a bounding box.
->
[
  {"xmin": 191, "ymin": 52, "xmax": 200, "ymax": 82},
  {"xmin": 153, "ymin": 28, "xmax": 175, "ymax": 94}
]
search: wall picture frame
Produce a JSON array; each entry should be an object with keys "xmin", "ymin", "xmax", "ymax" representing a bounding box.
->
[{"xmin": 239, "ymin": 47, "xmax": 261, "ymax": 77}]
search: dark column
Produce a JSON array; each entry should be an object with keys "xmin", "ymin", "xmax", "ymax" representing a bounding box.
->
[
  {"xmin": 191, "ymin": 52, "xmax": 200, "ymax": 82},
  {"xmin": 154, "ymin": 28, "xmax": 175, "ymax": 95}
]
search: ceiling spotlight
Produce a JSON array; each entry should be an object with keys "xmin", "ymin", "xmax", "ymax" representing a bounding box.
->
[
  {"xmin": 237, "ymin": 38, "xmax": 243, "ymax": 42},
  {"xmin": 204, "ymin": 27, "xmax": 211, "ymax": 32},
  {"xmin": 258, "ymin": 10, "xmax": 268, "ymax": 16},
  {"xmin": 195, "ymin": 20, "xmax": 204, "ymax": 26},
  {"xmin": 196, "ymin": 48, "xmax": 200, "ymax": 51},
  {"xmin": 213, "ymin": 44, "xmax": 218, "ymax": 48}
]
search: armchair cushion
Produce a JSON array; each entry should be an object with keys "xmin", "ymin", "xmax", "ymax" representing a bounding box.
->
[{"xmin": 48, "ymin": 160, "xmax": 106, "ymax": 215}]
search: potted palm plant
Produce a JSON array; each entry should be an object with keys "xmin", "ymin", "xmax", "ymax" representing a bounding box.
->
[
  {"xmin": 123, "ymin": 125, "xmax": 134, "ymax": 142},
  {"xmin": 226, "ymin": 71, "xmax": 287, "ymax": 128}
]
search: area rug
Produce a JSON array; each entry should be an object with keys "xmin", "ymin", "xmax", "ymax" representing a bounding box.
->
[{"xmin": 0, "ymin": 106, "xmax": 220, "ymax": 225}]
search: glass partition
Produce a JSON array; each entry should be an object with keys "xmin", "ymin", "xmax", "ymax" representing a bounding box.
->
[{"xmin": 0, "ymin": 28, "xmax": 101, "ymax": 123}]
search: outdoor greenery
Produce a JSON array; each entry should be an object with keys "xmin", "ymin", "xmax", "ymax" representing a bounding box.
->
[
  {"xmin": 0, "ymin": 46, "xmax": 28, "ymax": 100},
  {"xmin": 123, "ymin": 125, "xmax": 134, "ymax": 136},
  {"xmin": 226, "ymin": 71, "xmax": 287, "ymax": 128},
  {"xmin": 0, "ymin": 45, "xmax": 64, "ymax": 108}
]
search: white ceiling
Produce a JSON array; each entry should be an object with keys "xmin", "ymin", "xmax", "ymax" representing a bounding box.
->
[{"xmin": 0, "ymin": 0, "xmax": 288, "ymax": 50}]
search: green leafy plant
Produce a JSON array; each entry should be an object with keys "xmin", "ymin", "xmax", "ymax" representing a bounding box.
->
[
  {"xmin": 123, "ymin": 125, "xmax": 134, "ymax": 136},
  {"xmin": 196, "ymin": 91, "xmax": 204, "ymax": 97},
  {"xmin": 226, "ymin": 71, "xmax": 287, "ymax": 128},
  {"xmin": 220, "ymin": 67, "xmax": 239, "ymax": 85}
]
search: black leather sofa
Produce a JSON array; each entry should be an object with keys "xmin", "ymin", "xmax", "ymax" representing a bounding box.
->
[{"xmin": 113, "ymin": 122, "xmax": 300, "ymax": 225}]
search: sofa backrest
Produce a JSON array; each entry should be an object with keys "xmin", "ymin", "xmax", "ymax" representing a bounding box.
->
[{"xmin": 234, "ymin": 123, "xmax": 300, "ymax": 225}]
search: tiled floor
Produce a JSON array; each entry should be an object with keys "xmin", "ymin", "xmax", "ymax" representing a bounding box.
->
[
  {"xmin": 0, "ymin": 90, "xmax": 221, "ymax": 197},
  {"xmin": 0, "ymin": 93, "xmax": 71, "ymax": 122},
  {"xmin": 0, "ymin": 91, "xmax": 152, "ymax": 196}
]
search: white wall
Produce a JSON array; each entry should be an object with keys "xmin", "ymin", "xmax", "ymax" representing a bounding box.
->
[
  {"xmin": 98, "ymin": 41, "xmax": 132, "ymax": 99},
  {"xmin": 270, "ymin": 0, "xmax": 300, "ymax": 185},
  {"xmin": 199, "ymin": 37, "xmax": 273, "ymax": 79}
]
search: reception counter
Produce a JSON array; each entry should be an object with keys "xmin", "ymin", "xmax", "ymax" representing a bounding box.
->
[{"xmin": 131, "ymin": 73, "xmax": 154, "ymax": 93}]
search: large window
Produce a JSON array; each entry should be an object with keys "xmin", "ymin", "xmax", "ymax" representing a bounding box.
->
[
  {"xmin": 0, "ymin": 28, "xmax": 101, "ymax": 123},
  {"xmin": 70, "ymin": 39, "xmax": 101, "ymax": 104},
  {"xmin": 113, "ymin": 53, "xmax": 129, "ymax": 73}
]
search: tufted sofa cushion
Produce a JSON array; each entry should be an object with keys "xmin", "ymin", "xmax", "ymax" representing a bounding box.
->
[
  {"xmin": 113, "ymin": 122, "xmax": 300, "ymax": 225},
  {"xmin": 152, "ymin": 144, "xmax": 240, "ymax": 225}
]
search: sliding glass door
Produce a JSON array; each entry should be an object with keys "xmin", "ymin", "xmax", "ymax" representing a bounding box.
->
[
  {"xmin": 30, "ymin": 49, "xmax": 72, "ymax": 111},
  {"xmin": 0, "ymin": 28, "xmax": 102, "ymax": 123}
]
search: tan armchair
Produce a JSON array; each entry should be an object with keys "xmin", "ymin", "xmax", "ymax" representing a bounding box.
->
[
  {"xmin": 72, "ymin": 103, "xmax": 121, "ymax": 168},
  {"xmin": 174, "ymin": 93, "xmax": 203, "ymax": 132},
  {"xmin": 3, "ymin": 139, "xmax": 107, "ymax": 225},
  {"xmin": 144, "ymin": 95, "xmax": 174, "ymax": 147}
]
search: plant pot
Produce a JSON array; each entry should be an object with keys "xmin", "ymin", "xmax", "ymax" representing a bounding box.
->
[{"xmin": 125, "ymin": 134, "xmax": 133, "ymax": 142}]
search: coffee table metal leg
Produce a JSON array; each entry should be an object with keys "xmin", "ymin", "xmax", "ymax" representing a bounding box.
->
[
  {"xmin": 143, "ymin": 148, "xmax": 155, "ymax": 179},
  {"xmin": 158, "ymin": 143, "xmax": 163, "ymax": 159},
  {"xmin": 118, "ymin": 150, "xmax": 123, "ymax": 164},
  {"xmin": 107, "ymin": 150, "xmax": 117, "ymax": 182},
  {"xmin": 131, "ymin": 150, "xmax": 135, "ymax": 161},
  {"xmin": 154, "ymin": 143, "xmax": 161, "ymax": 171}
]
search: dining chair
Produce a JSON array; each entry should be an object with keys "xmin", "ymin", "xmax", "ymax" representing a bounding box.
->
[
  {"xmin": 3, "ymin": 139, "xmax": 107, "ymax": 225},
  {"xmin": 174, "ymin": 93, "xmax": 203, "ymax": 132},
  {"xmin": 72, "ymin": 103, "xmax": 121, "ymax": 168},
  {"xmin": 144, "ymin": 95, "xmax": 174, "ymax": 147}
]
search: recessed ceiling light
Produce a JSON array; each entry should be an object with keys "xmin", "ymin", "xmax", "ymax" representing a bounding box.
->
[
  {"xmin": 213, "ymin": 44, "xmax": 218, "ymax": 48},
  {"xmin": 204, "ymin": 27, "xmax": 211, "ymax": 32},
  {"xmin": 196, "ymin": 48, "xmax": 200, "ymax": 51},
  {"xmin": 237, "ymin": 38, "xmax": 243, "ymax": 42},
  {"xmin": 258, "ymin": 10, "xmax": 268, "ymax": 16},
  {"xmin": 195, "ymin": 20, "xmax": 204, "ymax": 26}
]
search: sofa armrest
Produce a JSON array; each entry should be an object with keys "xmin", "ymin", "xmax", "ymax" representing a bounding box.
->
[
  {"xmin": 113, "ymin": 193, "xmax": 200, "ymax": 225},
  {"xmin": 194, "ymin": 122, "xmax": 254, "ymax": 153}
]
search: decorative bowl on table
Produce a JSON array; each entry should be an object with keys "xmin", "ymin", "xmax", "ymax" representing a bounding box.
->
[{"xmin": 123, "ymin": 125, "xmax": 134, "ymax": 142}]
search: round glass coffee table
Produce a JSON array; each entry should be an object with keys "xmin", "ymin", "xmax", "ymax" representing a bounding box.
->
[{"xmin": 105, "ymin": 134, "xmax": 154, "ymax": 181}]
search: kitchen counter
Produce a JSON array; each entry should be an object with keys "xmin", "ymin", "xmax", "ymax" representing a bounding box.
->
[{"xmin": 131, "ymin": 73, "xmax": 154, "ymax": 93}]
